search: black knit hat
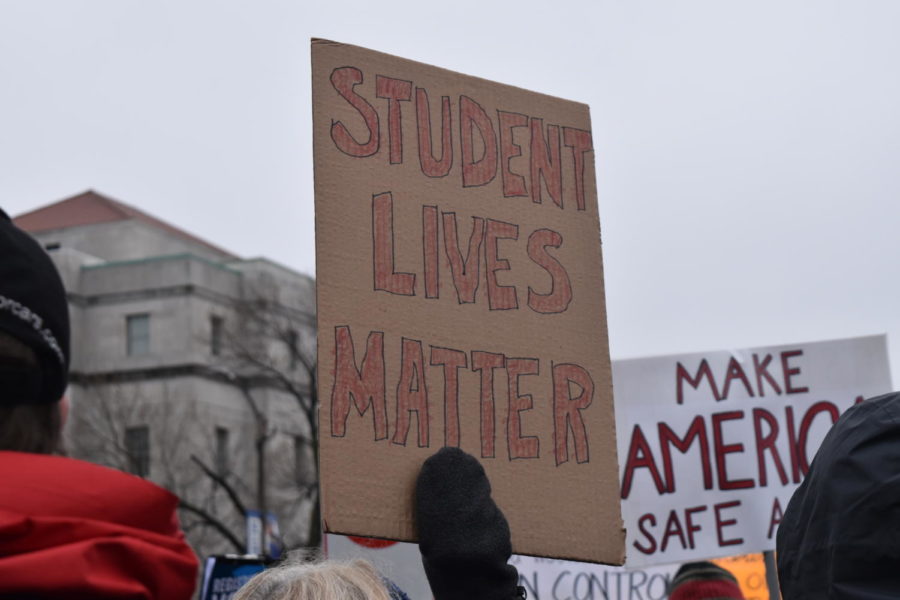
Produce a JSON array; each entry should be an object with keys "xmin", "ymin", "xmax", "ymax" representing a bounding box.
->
[
  {"xmin": 0, "ymin": 208, "xmax": 70, "ymax": 404},
  {"xmin": 416, "ymin": 447, "xmax": 524, "ymax": 600}
]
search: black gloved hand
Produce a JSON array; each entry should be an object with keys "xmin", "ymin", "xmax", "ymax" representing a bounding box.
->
[{"xmin": 416, "ymin": 447, "xmax": 525, "ymax": 600}]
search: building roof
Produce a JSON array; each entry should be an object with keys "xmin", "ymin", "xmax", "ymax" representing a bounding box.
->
[{"xmin": 13, "ymin": 190, "xmax": 237, "ymax": 259}]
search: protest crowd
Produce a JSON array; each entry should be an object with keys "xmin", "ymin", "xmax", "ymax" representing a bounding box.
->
[
  {"xmin": 3, "ymin": 180, "xmax": 900, "ymax": 599},
  {"xmin": 0, "ymin": 35, "xmax": 896, "ymax": 596}
]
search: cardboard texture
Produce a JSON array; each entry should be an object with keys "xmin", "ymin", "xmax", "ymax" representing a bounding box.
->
[{"xmin": 312, "ymin": 39, "xmax": 623, "ymax": 564}]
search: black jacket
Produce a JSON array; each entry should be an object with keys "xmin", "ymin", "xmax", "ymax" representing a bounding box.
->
[{"xmin": 777, "ymin": 392, "xmax": 900, "ymax": 599}]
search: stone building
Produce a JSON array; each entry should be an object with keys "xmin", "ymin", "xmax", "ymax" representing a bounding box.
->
[{"xmin": 14, "ymin": 190, "xmax": 318, "ymax": 559}]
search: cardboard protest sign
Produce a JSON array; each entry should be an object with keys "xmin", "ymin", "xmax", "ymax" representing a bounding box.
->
[
  {"xmin": 616, "ymin": 335, "xmax": 891, "ymax": 567},
  {"xmin": 313, "ymin": 39, "xmax": 623, "ymax": 563}
]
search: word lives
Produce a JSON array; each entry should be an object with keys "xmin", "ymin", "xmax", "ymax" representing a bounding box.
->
[{"xmin": 373, "ymin": 194, "xmax": 573, "ymax": 314}]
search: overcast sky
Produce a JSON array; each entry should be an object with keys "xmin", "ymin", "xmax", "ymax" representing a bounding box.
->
[{"xmin": 2, "ymin": 0, "xmax": 899, "ymax": 380}]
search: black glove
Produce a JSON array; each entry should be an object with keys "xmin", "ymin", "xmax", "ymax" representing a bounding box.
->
[{"xmin": 416, "ymin": 447, "xmax": 525, "ymax": 600}]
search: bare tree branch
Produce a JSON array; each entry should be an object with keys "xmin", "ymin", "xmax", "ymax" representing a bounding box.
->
[
  {"xmin": 218, "ymin": 286, "xmax": 321, "ymax": 548},
  {"xmin": 190, "ymin": 454, "xmax": 249, "ymax": 518},
  {"xmin": 178, "ymin": 499, "xmax": 244, "ymax": 553}
]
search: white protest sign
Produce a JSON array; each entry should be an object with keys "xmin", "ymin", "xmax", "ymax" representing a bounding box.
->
[
  {"xmin": 513, "ymin": 556, "xmax": 675, "ymax": 600},
  {"xmin": 326, "ymin": 534, "xmax": 772, "ymax": 600},
  {"xmin": 616, "ymin": 335, "xmax": 892, "ymax": 567},
  {"xmin": 514, "ymin": 554, "xmax": 772, "ymax": 600},
  {"xmin": 325, "ymin": 533, "xmax": 673, "ymax": 600}
]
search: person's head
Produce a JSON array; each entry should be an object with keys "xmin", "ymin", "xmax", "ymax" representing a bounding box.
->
[
  {"xmin": 233, "ymin": 559, "xmax": 393, "ymax": 600},
  {"xmin": 0, "ymin": 331, "xmax": 64, "ymax": 453},
  {"xmin": 0, "ymin": 208, "xmax": 70, "ymax": 454},
  {"xmin": 668, "ymin": 561, "xmax": 744, "ymax": 600}
]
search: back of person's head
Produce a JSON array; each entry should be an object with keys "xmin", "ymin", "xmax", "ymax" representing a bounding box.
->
[
  {"xmin": 0, "ymin": 207, "xmax": 70, "ymax": 454},
  {"xmin": 0, "ymin": 331, "xmax": 62, "ymax": 453},
  {"xmin": 667, "ymin": 561, "xmax": 744, "ymax": 600},
  {"xmin": 233, "ymin": 559, "xmax": 393, "ymax": 600},
  {"xmin": 777, "ymin": 392, "xmax": 900, "ymax": 598}
]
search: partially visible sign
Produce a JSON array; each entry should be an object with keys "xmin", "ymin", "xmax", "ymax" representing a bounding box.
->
[
  {"xmin": 313, "ymin": 39, "xmax": 622, "ymax": 564},
  {"xmin": 712, "ymin": 554, "xmax": 769, "ymax": 600},
  {"xmin": 200, "ymin": 555, "xmax": 269, "ymax": 600},
  {"xmin": 348, "ymin": 535, "xmax": 398, "ymax": 549},
  {"xmin": 519, "ymin": 553, "xmax": 771, "ymax": 600},
  {"xmin": 265, "ymin": 513, "xmax": 283, "ymax": 559},
  {"xmin": 617, "ymin": 335, "xmax": 891, "ymax": 567},
  {"xmin": 245, "ymin": 511, "xmax": 262, "ymax": 556},
  {"xmin": 513, "ymin": 555, "xmax": 675, "ymax": 600},
  {"xmin": 245, "ymin": 511, "xmax": 283, "ymax": 558},
  {"xmin": 327, "ymin": 534, "xmax": 769, "ymax": 600}
]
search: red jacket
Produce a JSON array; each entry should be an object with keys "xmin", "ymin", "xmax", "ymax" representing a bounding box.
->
[{"xmin": 0, "ymin": 451, "xmax": 198, "ymax": 599}]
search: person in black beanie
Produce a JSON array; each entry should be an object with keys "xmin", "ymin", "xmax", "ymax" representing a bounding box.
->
[
  {"xmin": 416, "ymin": 446, "xmax": 526, "ymax": 600},
  {"xmin": 0, "ymin": 207, "xmax": 199, "ymax": 598},
  {"xmin": 0, "ymin": 207, "xmax": 71, "ymax": 452}
]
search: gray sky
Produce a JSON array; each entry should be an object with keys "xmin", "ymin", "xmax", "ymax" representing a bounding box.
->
[{"xmin": 2, "ymin": 0, "xmax": 899, "ymax": 380}]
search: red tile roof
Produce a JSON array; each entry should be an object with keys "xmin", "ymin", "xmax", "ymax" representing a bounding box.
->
[{"xmin": 14, "ymin": 190, "xmax": 237, "ymax": 259}]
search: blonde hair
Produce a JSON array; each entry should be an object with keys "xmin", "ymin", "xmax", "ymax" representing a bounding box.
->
[{"xmin": 233, "ymin": 559, "xmax": 393, "ymax": 600}]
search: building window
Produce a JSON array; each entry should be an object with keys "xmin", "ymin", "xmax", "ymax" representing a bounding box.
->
[
  {"xmin": 287, "ymin": 329, "xmax": 299, "ymax": 370},
  {"xmin": 125, "ymin": 426, "xmax": 150, "ymax": 477},
  {"xmin": 126, "ymin": 314, "xmax": 150, "ymax": 356},
  {"xmin": 215, "ymin": 426, "xmax": 230, "ymax": 476},
  {"xmin": 210, "ymin": 316, "xmax": 224, "ymax": 356}
]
